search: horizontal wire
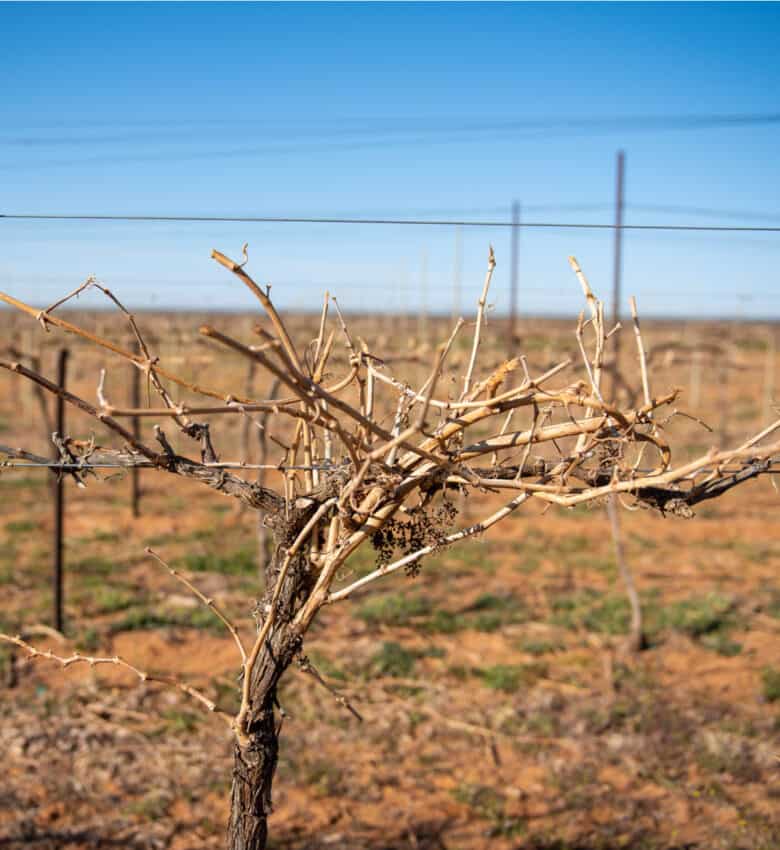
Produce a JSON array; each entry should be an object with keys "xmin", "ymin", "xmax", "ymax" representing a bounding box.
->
[
  {"xmin": 2, "ymin": 461, "xmax": 776, "ymax": 477},
  {"xmin": 6, "ymin": 111, "xmax": 779, "ymax": 139},
  {"xmin": 0, "ymin": 461, "xmax": 339, "ymax": 471},
  {"xmin": 2, "ymin": 213, "xmax": 780, "ymax": 233},
  {"xmin": 10, "ymin": 201, "xmax": 780, "ymax": 223}
]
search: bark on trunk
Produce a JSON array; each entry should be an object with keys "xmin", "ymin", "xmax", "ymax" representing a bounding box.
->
[
  {"xmin": 227, "ymin": 701, "xmax": 278, "ymax": 850},
  {"xmin": 226, "ymin": 629, "xmax": 298, "ymax": 850},
  {"xmin": 227, "ymin": 509, "xmax": 317, "ymax": 850}
]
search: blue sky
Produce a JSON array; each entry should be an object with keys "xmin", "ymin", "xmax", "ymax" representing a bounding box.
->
[{"xmin": 1, "ymin": 2, "xmax": 779, "ymax": 318}]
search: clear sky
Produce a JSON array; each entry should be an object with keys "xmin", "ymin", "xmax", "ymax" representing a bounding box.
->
[{"xmin": 1, "ymin": 2, "xmax": 779, "ymax": 319}]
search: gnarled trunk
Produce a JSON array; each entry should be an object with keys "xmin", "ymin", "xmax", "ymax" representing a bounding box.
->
[
  {"xmin": 227, "ymin": 698, "xmax": 279, "ymax": 850},
  {"xmin": 227, "ymin": 515, "xmax": 315, "ymax": 850},
  {"xmin": 227, "ymin": 622, "xmax": 299, "ymax": 850}
]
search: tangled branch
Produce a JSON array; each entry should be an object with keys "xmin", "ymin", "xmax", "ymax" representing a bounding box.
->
[{"xmin": 1, "ymin": 246, "xmax": 778, "ymax": 745}]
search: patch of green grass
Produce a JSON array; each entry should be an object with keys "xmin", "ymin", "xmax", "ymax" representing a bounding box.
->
[
  {"xmin": 0, "ymin": 541, "xmax": 19, "ymax": 571},
  {"xmin": 415, "ymin": 592, "xmax": 527, "ymax": 635},
  {"xmin": 110, "ymin": 605, "xmax": 226, "ymax": 635},
  {"xmin": 469, "ymin": 592, "xmax": 528, "ymax": 632},
  {"xmin": 179, "ymin": 547, "xmax": 256, "ymax": 575},
  {"xmin": 761, "ymin": 667, "xmax": 780, "ymax": 702},
  {"xmin": 0, "ymin": 475, "xmax": 45, "ymax": 491},
  {"xmin": 471, "ymin": 592, "xmax": 516, "ymax": 612},
  {"xmin": 734, "ymin": 336, "xmax": 768, "ymax": 352},
  {"xmin": 182, "ymin": 606, "xmax": 230, "ymax": 632},
  {"xmin": 479, "ymin": 662, "xmax": 547, "ymax": 693},
  {"xmin": 472, "ymin": 612, "xmax": 505, "ymax": 632},
  {"xmin": 585, "ymin": 596, "xmax": 631, "ymax": 635},
  {"xmin": 144, "ymin": 532, "xmax": 177, "ymax": 548},
  {"xmin": 700, "ymin": 632, "xmax": 742, "ymax": 657},
  {"xmin": 189, "ymin": 527, "xmax": 218, "ymax": 542},
  {"xmin": 90, "ymin": 529, "xmax": 120, "ymax": 543},
  {"xmin": 550, "ymin": 589, "xmax": 741, "ymax": 647},
  {"xmin": 422, "ymin": 609, "xmax": 465, "ymax": 633},
  {"xmin": 551, "ymin": 590, "xmax": 632, "ymax": 635},
  {"xmin": 420, "ymin": 645, "xmax": 446, "ymax": 659},
  {"xmin": 72, "ymin": 555, "xmax": 117, "ymax": 576},
  {"xmin": 5, "ymin": 519, "xmax": 37, "ymax": 534},
  {"xmin": 368, "ymin": 641, "xmax": 416, "ymax": 677},
  {"xmin": 110, "ymin": 610, "xmax": 175, "ymax": 632},
  {"xmin": 357, "ymin": 593, "xmax": 432, "ymax": 627},
  {"xmin": 550, "ymin": 588, "xmax": 671, "ymax": 639},
  {"xmin": 75, "ymin": 572, "xmax": 116, "ymax": 591},
  {"xmin": 78, "ymin": 586, "xmax": 138, "ymax": 615},
  {"xmin": 549, "ymin": 589, "xmax": 596, "ymax": 627},
  {"xmin": 663, "ymin": 592, "xmax": 738, "ymax": 637}
]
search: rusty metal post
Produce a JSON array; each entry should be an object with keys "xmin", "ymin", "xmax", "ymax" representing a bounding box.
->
[
  {"xmin": 130, "ymin": 364, "xmax": 141, "ymax": 517},
  {"xmin": 52, "ymin": 348, "xmax": 69, "ymax": 633}
]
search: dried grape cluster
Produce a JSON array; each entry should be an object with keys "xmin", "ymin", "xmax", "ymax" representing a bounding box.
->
[{"xmin": 371, "ymin": 496, "xmax": 459, "ymax": 576}]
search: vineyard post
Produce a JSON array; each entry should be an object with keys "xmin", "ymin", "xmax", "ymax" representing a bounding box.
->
[
  {"xmin": 765, "ymin": 327, "xmax": 776, "ymax": 422},
  {"xmin": 130, "ymin": 360, "xmax": 141, "ymax": 517},
  {"xmin": 52, "ymin": 347, "xmax": 69, "ymax": 633}
]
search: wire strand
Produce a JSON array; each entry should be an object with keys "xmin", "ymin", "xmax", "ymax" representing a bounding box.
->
[
  {"xmin": 2, "ymin": 213, "xmax": 780, "ymax": 233},
  {"xmin": 0, "ymin": 461, "xmax": 338, "ymax": 471}
]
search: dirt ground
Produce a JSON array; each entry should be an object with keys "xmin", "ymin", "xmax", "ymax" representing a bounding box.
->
[{"xmin": 1, "ymin": 306, "xmax": 779, "ymax": 849}]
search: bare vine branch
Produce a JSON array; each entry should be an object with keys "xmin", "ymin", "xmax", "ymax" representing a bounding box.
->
[{"xmin": 2, "ymin": 247, "xmax": 778, "ymax": 753}]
